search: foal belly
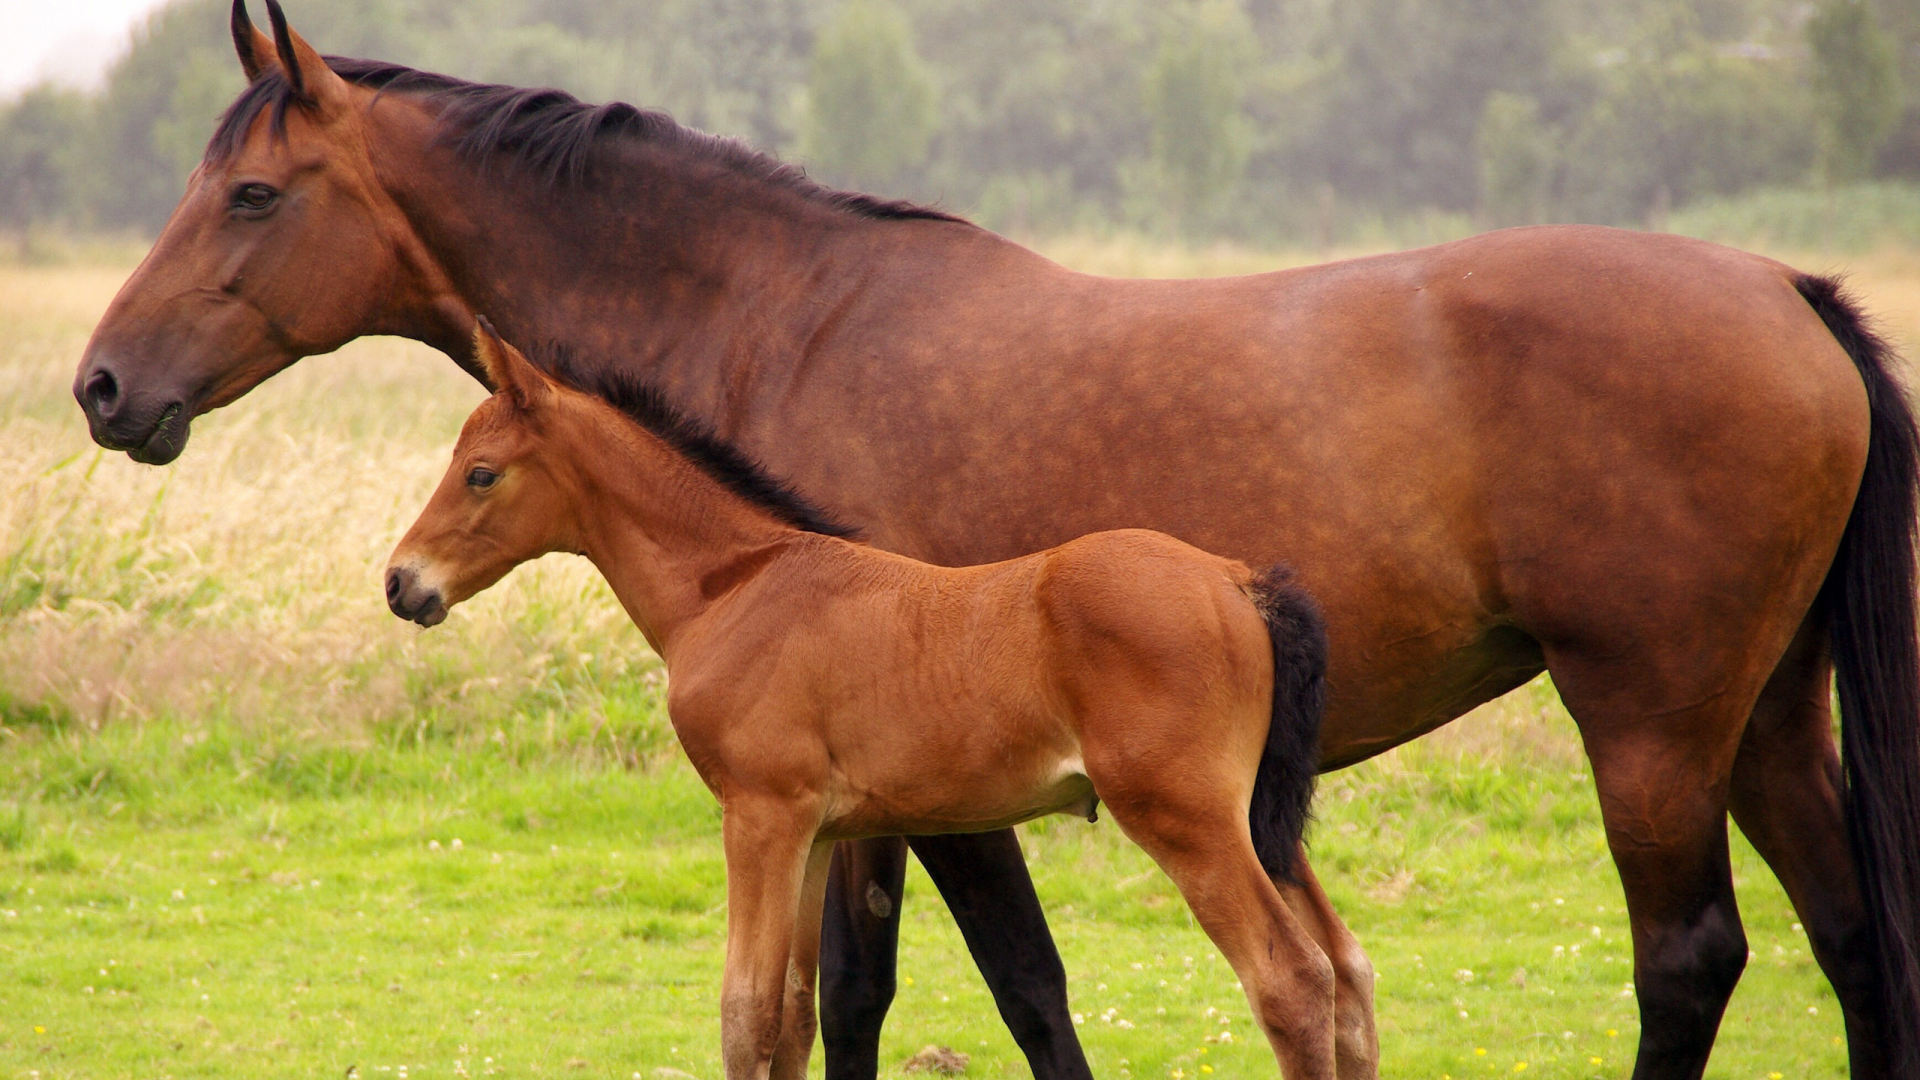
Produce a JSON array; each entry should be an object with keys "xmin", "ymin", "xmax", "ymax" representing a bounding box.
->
[{"xmin": 816, "ymin": 746, "xmax": 1096, "ymax": 841}]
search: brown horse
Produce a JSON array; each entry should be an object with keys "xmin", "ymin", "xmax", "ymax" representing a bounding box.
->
[
  {"xmin": 74, "ymin": 4, "xmax": 1920, "ymax": 1078},
  {"xmin": 389, "ymin": 321, "xmax": 1343, "ymax": 1080}
]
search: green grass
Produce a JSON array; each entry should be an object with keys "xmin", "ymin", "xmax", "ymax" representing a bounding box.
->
[
  {"xmin": 0, "ymin": 678, "xmax": 1847, "ymax": 1080},
  {"xmin": 1667, "ymin": 181, "xmax": 1920, "ymax": 254}
]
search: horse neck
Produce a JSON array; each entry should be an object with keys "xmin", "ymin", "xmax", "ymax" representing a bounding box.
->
[
  {"xmin": 552, "ymin": 401, "xmax": 807, "ymax": 658},
  {"xmin": 366, "ymin": 99, "xmax": 945, "ymax": 421}
]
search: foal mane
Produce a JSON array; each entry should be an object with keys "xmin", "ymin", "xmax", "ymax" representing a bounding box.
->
[
  {"xmin": 205, "ymin": 57, "xmax": 964, "ymax": 223},
  {"xmin": 534, "ymin": 343, "xmax": 860, "ymax": 540}
]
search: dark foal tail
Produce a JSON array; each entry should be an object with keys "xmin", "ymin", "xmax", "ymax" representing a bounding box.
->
[
  {"xmin": 1801, "ymin": 273, "xmax": 1920, "ymax": 1075},
  {"xmin": 1247, "ymin": 566, "xmax": 1328, "ymax": 884}
]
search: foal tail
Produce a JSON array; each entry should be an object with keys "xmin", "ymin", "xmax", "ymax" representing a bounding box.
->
[
  {"xmin": 1246, "ymin": 566, "xmax": 1328, "ymax": 884},
  {"xmin": 1801, "ymin": 273, "xmax": 1920, "ymax": 1076}
]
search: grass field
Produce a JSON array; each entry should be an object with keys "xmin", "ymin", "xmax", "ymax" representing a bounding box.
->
[{"xmin": 4, "ymin": 233, "xmax": 1916, "ymax": 1080}]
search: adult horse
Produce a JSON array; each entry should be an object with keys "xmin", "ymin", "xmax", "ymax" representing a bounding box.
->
[{"xmin": 75, "ymin": 4, "xmax": 1920, "ymax": 1078}]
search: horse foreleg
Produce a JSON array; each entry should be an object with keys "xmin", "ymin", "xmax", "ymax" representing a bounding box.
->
[
  {"xmin": 909, "ymin": 829, "xmax": 1094, "ymax": 1080},
  {"xmin": 1276, "ymin": 848, "xmax": 1377, "ymax": 1079},
  {"xmin": 721, "ymin": 805, "xmax": 819, "ymax": 1080},
  {"xmin": 770, "ymin": 842, "xmax": 835, "ymax": 1080},
  {"xmin": 819, "ymin": 836, "xmax": 910, "ymax": 1080}
]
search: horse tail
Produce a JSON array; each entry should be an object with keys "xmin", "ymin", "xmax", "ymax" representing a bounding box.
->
[
  {"xmin": 1800, "ymin": 272, "xmax": 1920, "ymax": 1074},
  {"xmin": 1246, "ymin": 565, "xmax": 1328, "ymax": 884}
]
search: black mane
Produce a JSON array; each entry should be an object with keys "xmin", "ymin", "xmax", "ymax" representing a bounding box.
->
[
  {"xmin": 206, "ymin": 57, "xmax": 963, "ymax": 223},
  {"xmin": 534, "ymin": 342, "xmax": 859, "ymax": 540}
]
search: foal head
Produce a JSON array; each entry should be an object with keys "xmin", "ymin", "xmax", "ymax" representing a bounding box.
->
[{"xmin": 385, "ymin": 321, "xmax": 583, "ymax": 627}]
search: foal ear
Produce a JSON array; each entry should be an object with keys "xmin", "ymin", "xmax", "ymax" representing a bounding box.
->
[
  {"xmin": 231, "ymin": 0, "xmax": 277, "ymax": 82},
  {"xmin": 263, "ymin": 0, "xmax": 349, "ymax": 112},
  {"xmin": 472, "ymin": 317, "xmax": 554, "ymax": 412}
]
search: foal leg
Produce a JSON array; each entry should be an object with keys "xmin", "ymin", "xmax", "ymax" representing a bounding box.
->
[
  {"xmin": 1276, "ymin": 848, "xmax": 1378, "ymax": 1079},
  {"xmin": 771, "ymin": 842, "xmax": 836, "ymax": 1080},
  {"xmin": 721, "ymin": 805, "xmax": 819, "ymax": 1080},
  {"xmin": 1727, "ymin": 619, "xmax": 1890, "ymax": 1078},
  {"xmin": 1552, "ymin": 648, "xmax": 1758, "ymax": 1080},
  {"xmin": 819, "ymin": 836, "xmax": 910, "ymax": 1080},
  {"xmin": 909, "ymin": 830, "xmax": 1094, "ymax": 1080},
  {"xmin": 1101, "ymin": 791, "xmax": 1336, "ymax": 1079}
]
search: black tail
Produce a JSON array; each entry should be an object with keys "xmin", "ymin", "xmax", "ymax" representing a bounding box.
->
[
  {"xmin": 1247, "ymin": 566, "xmax": 1328, "ymax": 884},
  {"xmin": 1801, "ymin": 273, "xmax": 1920, "ymax": 1076}
]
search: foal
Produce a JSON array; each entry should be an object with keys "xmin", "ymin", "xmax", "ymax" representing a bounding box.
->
[{"xmin": 386, "ymin": 323, "xmax": 1358, "ymax": 1080}]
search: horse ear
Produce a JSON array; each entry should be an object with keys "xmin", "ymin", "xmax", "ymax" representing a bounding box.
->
[
  {"xmin": 472, "ymin": 317, "xmax": 554, "ymax": 411},
  {"xmin": 262, "ymin": 0, "xmax": 348, "ymax": 111},
  {"xmin": 231, "ymin": 0, "xmax": 278, "ymax": 81}
]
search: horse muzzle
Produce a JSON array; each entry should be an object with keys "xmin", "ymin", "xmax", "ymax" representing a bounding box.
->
[
  {"xmin": 385, "ymin": 565, "xmax": 449, "ymax": 627},
  {"xmin": 73, "ymin": 356, "xmax": 193, "ymax": 465}
]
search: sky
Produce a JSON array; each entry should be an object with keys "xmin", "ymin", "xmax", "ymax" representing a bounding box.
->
[{"xmin": 0, "ymin": 0, "xmax": 176, "ymax": 98}]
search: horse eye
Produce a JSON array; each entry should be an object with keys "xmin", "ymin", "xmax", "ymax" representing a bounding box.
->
[
  {"xmin": 467, "ymin": 467, "xmax": 499, "ymax": 490},
  {"xmin": 232, "ymin": 184, "xmax": 278, "ymax": 213}
]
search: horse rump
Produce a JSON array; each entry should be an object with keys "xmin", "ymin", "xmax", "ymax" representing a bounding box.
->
[{"xmin": 1246, "ymin": 565, "xmax": 1327, "ymax": 883}]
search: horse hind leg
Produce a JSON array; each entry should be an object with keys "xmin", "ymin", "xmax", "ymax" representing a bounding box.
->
[
  {"xmin": 1728, "ymin": 615, "xmax": 1889, "ymax": 1077},
  {"xmin": 1548, "ymin": 643, "xmax": 1763, "ymax": 1080}
]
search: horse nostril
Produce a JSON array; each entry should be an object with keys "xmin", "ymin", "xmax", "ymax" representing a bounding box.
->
[
  {"xmin": 84, "ymin": 369, "xmax": 120, "ymax": 417},
  {"xmin": 386, "ymin": 568, "xmax": 406, "ymax": 606}
]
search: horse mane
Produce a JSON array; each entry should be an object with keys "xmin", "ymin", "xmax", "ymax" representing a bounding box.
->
[
  {"xmin": 530, "ymin": 341, "xmax": 860, "ymax": 540},
  {"xmin": 205, "ymin": 57, "xmax": 964, "ymax": 224}
]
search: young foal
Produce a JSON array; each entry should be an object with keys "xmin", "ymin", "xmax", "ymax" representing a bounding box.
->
[{"xmin": 386, "ymin": 324, "xmax": 1352, "ymax": 1080}]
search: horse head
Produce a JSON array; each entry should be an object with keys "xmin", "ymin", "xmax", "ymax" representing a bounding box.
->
[{"xmin": 74, "ymin": 0, "xmax": 466, "ymax": 464}]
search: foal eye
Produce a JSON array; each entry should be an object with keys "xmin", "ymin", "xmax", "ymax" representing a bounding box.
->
[
  {"xmin": 466, "ymin": 467, "xmax": 499, "ymax": 490},
  {"xmin": 231, "ymin": 184, "xmax": 278, "ymax": 213}
]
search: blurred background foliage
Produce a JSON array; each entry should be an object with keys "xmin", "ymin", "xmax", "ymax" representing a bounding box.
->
[{"xmin": 1, "ymin": 0, "xmax": 1917, "ymax": 245}]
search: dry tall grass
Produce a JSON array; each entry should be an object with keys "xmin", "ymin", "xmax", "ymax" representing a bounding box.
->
[
  {"xmin": 0, "ymin": 262, "xmax": 641, "ymax": 755},
  {"xmin": 3, "ymin": 235, "xmax": 1915, "ymax": 763}
]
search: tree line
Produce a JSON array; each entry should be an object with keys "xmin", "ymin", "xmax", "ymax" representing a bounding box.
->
[{"xmin": 1, "ymin": 0, "xmax": 1915, "ymax": 242}]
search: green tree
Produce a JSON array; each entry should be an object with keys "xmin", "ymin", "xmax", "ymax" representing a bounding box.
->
[
  {"xmin": 151, "ymin": 51, "xmax": 241, "ymax": 184},
  {"xmin": 801, "ymin": 0, "xmax": 937, "ymax": 191},
  {"xmin": 1142, "ymin": 1, "xmax": 1252, "ymax": 233},
  {"xmin": 0, "ymin": 86, "xmax": 91, "ymax": 230},
  {"xmin": 1288, "ymin": 0, "xmax": 1559, "ymax": 215},
  {"xmin": 902, "ymin": 0, "xmax": 1158, "ymax": 232},
  {"xmin": 1557, "ymin": 11, "xmax": 1813, "ymax": 225},
  {"xmin": 1476, "ymin": 91, "xmax": 1555, "ymax": 227},
  {"xmin": 88, "ymin": 0, "xmax": 241, "ymax": 230},
  {"xmin": 1808, "ymin": 0, "xmax": 1903, "ymax": 182}
]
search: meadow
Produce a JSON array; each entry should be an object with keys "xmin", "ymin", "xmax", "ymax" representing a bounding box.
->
[{"xmin": 4, "ymin": 233, "xmax": 1917, "ymax": 1080}]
